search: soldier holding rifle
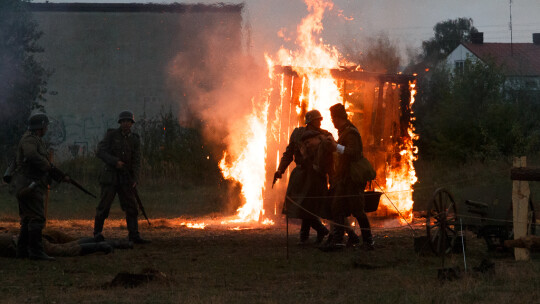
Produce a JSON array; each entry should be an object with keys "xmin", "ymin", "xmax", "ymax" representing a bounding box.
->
[
  {"xmin": 93, "ymin": 110, "xmax": 150, "ymax": 244},
  {"xmin": 10, "ymin": 113, "xmax": 69, "ymax": 261}
]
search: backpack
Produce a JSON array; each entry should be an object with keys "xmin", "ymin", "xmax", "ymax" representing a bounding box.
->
[{"xmin": 350, "ymin": 156, "xmax": 376, "ymax": 184}]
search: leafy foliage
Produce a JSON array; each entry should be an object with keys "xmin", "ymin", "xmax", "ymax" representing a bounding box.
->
[
  {"xmin": 415, "ymin": 59, "xmax": 540, "ymax": 162},
  {"xmin": 135, "ymin": 109, "xmax": 223, "ymax": 183},
  {"xmin": 0, "ymin": 0, "xmax": 50, "ymax": 162},
  {"xmin": 420, "ymin": 17, "xmax": 478, "ymax": 66}
]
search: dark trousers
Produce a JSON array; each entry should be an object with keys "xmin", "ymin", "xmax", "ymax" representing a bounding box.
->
[
  {"xmin": 94, "ymin": 184, "xmax": 139, "ymax": 238},
  {"xmin": 329, "ymin": 182, "xmax": 372, "ymax": 244},
  {"xmin": 300, "ymin": 218, "xmax": 328, "ymax": 241},
  {"xmin": 17, "ymin": 187, "xmax": 47, "ymax": 255},
  {"xmin": 18, "ymin": 189, "xmax": 46, "ymax": 230}
]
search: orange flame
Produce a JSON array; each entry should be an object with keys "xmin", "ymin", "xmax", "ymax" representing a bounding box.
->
[
  {"xmin": 219, "ymin": 96, "xmax": 271, "ymax": 223},
  {"xmin": 215, "ymin": 0, "xmax": 418, "ymax": 227},
  {"xmin": 274, "ymin": 0, "xmax": 343, "ymax": 138},
  {"xmin": 380, "ymin": 82, "xmax": 418, "ymax": 220}
]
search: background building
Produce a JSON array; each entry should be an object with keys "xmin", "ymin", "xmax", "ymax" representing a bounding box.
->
[
  {"xmin": 29, "ymin": 2, "xmax": 243, "ymax": 158},
  {"xmin": 446, "ymin": 32, "xmax": 540, "ymax": 92}
]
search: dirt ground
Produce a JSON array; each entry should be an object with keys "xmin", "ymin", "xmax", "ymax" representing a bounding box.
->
[{"xmin": 1, "ymin": 216, "xmax": 540, "ymax": 304}]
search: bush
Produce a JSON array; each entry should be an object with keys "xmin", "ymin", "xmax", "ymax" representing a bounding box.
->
[
  {"xmin": 414, "ymin": 59, "xmax": 540, "ymax": 162},
  {"xmin": 135, "ymin": 110, "xmax": 223, "ymax": 183}
]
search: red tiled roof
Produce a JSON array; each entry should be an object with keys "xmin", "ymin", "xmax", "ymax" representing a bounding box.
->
[{"xmin": 463, "ymin": 42, "xmax": 540, "ymax": 76}]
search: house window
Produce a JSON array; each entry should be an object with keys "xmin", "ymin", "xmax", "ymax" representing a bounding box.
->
[{"xmin": 454, "ymin": 60, "xmax": 465, "ymax": 74}]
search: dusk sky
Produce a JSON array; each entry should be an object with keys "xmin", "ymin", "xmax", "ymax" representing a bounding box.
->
[{"xmin": 34, "ymin": 0, "xmax": 540, "ymax": 64}]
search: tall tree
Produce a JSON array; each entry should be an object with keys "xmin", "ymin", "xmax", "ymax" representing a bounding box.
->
[
  {"xmin": 421, "ymin": 17, "xmax": 478, "ymax": 66},
  {"xmin": 0, "ymin": 0, "xmax": 49, "ymax": 161}
]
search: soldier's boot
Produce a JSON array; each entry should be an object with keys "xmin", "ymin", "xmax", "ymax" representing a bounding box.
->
[
  {"xmin": 16, "ymin": 225, "xmax": 29, "ymax": 259},
  {"xmin": 298, "ymin": 220, "xmax": 311, "ymax": 245},
  {"xmin": 28, "ymin": 229, "xmax": 55, "ymax": 261},
  {"xmin": 346, "ymin": 229, "xmax": 361, "ymax": 247},
  {"xmin": 93, "ymin": 216, "xmax": 105, "ymax": 242},
  {"xmin": 126, "ymin": 216, "xmax": 151, "ymax": 244},
  {"xmin": 360, "ymin": 230, "xmax": 374, "ymax": 251},
  {"xmin": 357, "ymin": 215, "xmax": 374, "ymax": 250},
  {"xmin": 313, "ymin": 220, "xmax": 329, "ymax": 244},
  {"xmin": 319, "ymin": 226, "xmax": 345, "ymax": 252},
  {"xmin": 79, "ymin": 242, "xmax": 114, "ymax": 255}
]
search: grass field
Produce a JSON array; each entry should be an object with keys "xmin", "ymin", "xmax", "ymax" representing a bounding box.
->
[
  {"xmin": 1, "ymin": 219, "xmax": 539, "ymax": 304},
  {"xmin": 1, "ymin": 158, "xmax": 540, "ymax": 303}
]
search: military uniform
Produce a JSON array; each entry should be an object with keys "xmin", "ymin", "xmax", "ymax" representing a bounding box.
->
[
  {"xmin": 11, "ymin": 120, "xmax": 63, "ymax": 260},
  {"xmin": 93, "ymin": 111, "xmax": 148, "ymax": 243},
  {"xmin": 0, "ymin": 229, "xmax": 123, "ymax": 257},
  {"xmin": 277, "ymin": 110, "xmax": 330, "ymax": 243},
  {"xmin": 329, "ymin": 113, "xmax": 373, "ymax": 248}
]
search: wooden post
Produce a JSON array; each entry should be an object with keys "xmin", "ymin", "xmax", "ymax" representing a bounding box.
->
[{"xmin": 512, "ymin": 156, "xmax": 530, "ymax": 261}]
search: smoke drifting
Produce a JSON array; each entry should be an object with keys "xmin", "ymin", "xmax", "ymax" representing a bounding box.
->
[{"xmin": 166, "ymin": 12, "xmax": 268, "ymax": 156}]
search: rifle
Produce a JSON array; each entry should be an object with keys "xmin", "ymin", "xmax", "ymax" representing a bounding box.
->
[
  {"xmin": 133, "ymin": 187, "xmax": 151, "ymax": 226},
  {"xmin": 49, "ymin": 166, "xmax": 97, "ymax": 199}
]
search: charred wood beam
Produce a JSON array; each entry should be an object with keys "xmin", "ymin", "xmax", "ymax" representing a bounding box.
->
[
  {"xmin": 274, "ymin": 66, "xmax": 415, "ymax": 84},
  {"xmin": 504, "ymin": 235, "xmax": 540, "ymax": 249},
  {"xmin": 399, "ymin": 84, "xmax": 411, "ymax": 139},
  {"xmin": 511, "ymin": 167, "xmax": 540, "ymax": 181},
  {"xmin": 372, "ymin": 81, "xmax": 385, "ymax": 145}
]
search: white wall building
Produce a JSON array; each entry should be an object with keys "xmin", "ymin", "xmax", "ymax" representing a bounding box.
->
[{"xmin": 446, "ymin": 33, "xmax": 540, "ymax": 92}]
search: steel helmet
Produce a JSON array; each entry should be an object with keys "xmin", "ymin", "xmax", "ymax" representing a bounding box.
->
[
  {"xmin": 118, "ymin": 110, "xmax": 135, "ymax": 123},
  {"xmin": 28, "ymin": 113, "xmax": 49, "ymax": 130},
  {"xmin": 305, "ymin": 110, "xmax": 323, "ymax": 125}
]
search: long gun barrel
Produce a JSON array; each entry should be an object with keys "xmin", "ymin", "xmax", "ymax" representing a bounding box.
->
[
  {"xmin": 133, "ymin": 187, "xmax": 151, "ymax": 226},
  {"xmin": 68, "ymin": 179, "xmax": 97, "ymax": 198},
  {"xmin": 49, "ymin": 166, "xmax": 97, "ymax": 198}
]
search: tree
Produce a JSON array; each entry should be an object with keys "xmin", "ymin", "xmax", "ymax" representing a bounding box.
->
[
  {"xmin": 420, "ymin": 17, "xmax": 478, "ymax": 66},
  {"xmin": 0, "ymin": 0, "xmax": 50, "ymax": 162},
  {"xmin": 413, "ymin": 58, "xmax": 540, "ymax": 162}
]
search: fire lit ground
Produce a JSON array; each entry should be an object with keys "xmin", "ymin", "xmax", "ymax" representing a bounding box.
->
[{"xmin": 4, "ymin": 1, "xmax": 540, "ymax": 303}]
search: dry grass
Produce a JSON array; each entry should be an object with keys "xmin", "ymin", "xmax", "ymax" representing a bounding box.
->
[
  {"xmin": 1, "ymin": 158, "xmax": 540, "ymax": 303},
  {"xmin": 0, "ymin": 218, "xmax": 540, "ymax": 304}
]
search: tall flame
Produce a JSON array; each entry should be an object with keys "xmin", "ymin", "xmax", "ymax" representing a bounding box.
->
[
  {"xmin": 217, "ymin": 0, "xmax": 418, "ymax": 226},
  {"xmin": 380, "ymin": 82, "xmax": 418, "ymax": 219},
  {"xmin": 276, "ymin": 0, "xmax": 342, "ymax": 137},
  {"xmin": 219, "ymin": 96, "xmax": 270, "ymax": 222}
]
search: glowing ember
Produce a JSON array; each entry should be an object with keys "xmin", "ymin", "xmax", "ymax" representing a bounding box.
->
[{"xmin": 179, "ymin": 222, "xmax": 206, "ymax": 229}]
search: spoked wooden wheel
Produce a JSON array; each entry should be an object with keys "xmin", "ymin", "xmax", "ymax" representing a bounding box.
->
[{"xmin": 426, "ymin": 188, "xmax": 459, "ymax": 255}]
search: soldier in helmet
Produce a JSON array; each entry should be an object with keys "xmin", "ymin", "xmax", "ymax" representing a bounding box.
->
[
  {"xmin": 93, "ymin": 110, "xmax": 150, "ymax": 244},
  {"xmin": 274, "ymin": 110, "xmax": 331, "ymax": 244},
  {"xmin": 10, "ymin": 113, "xmax": 67, "ymax": 260}
]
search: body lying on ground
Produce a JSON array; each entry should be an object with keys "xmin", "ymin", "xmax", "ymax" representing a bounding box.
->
[{"xmin": 0, "ymin": 228, "xmax": 133, "ymax": 258}]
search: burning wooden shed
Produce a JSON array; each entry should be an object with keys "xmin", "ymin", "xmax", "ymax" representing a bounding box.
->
[{"xmin": 264, "ymin": 66, "xmax": 417, "ymax": 219}]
